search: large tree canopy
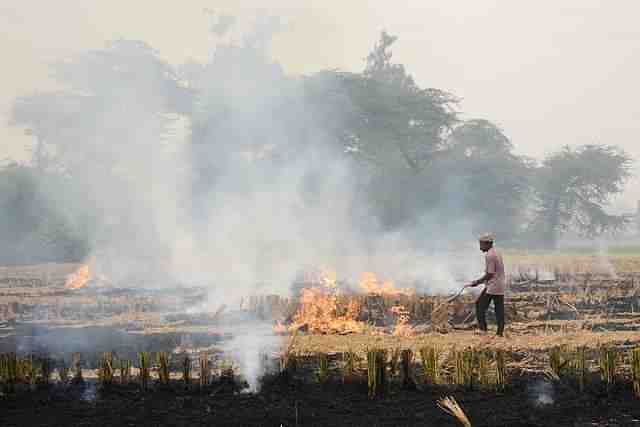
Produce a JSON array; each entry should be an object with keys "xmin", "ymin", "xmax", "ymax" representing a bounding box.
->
[
  {"xmin": 440, "ymin": 120, "xmax": 534, "ymax": 240},
  {"xmin": 530, "ymin": 144, "xmax": 633, "ymax": 248},
  {"xmin": 5, "ymin": 26, "xmax": 635, "ymax": 266}
]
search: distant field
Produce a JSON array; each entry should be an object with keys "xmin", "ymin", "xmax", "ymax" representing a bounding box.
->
[
  {"xmin": 507, "ymin": 246, "xmax": 640, "ymax": 257},
  {"xmin": 502, "ymin": 246, "xmax": 640, "ymax": 274}
]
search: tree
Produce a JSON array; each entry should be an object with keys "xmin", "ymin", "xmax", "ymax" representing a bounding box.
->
[
  {"xmin": 9, "ymin": 40, "xmax": 193, "ymax": 267},
  {"xmin": 0, "ymin": 164, "xmax": 89, "ymax": 263},
  {"xmin": 530, "ymin": 144, "xmax": 633, "ymax": 248},
  {"xmin": 309, "ymin": 32, "xmax": 458, "ymax": 174},
  {"xmin": 441, "ymin": 119, "xmax": 534, "ymax": 241},
  {"xmin": 301, "ymin": 32, "xmax": 459, "ymax": 229}
]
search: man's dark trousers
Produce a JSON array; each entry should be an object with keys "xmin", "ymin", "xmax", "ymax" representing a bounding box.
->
[{"xmin": 476, "ymin": 291, "xmax": 505, "ymax": 336}]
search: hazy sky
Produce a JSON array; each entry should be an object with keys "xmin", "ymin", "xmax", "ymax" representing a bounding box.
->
[{"xmin": 2, "ymin": 0, "xmax": 639, "ymax": 210}]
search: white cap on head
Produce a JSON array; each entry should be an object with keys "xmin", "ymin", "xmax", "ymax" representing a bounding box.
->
[{"xmin": 478, "ymin": 233, "xmax": 495, "ymax": 243}]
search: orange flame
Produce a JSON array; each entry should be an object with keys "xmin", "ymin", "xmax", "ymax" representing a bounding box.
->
[
  {"xmin": 359, "ymin": 272, "xmax": 414, "ymax": 296},
  {"xmin": 287, "ymin": 268, "xmax": 364, "ymax": 334},
  {"xmin": 390, "ymin": 305, "xmax": 415, "ymax": 336},
  {"xmin": 281, "ymin": 270, "xmax": 419, "ymax": 335},
  {"xmin": 64, "ymin": 264, "xmax": 90, "ymax": 289}
]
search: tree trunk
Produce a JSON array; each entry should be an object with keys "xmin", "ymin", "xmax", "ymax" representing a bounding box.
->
[{"xmin": 545, "ymin": 198, "xmax": 561, "ymax": 249}]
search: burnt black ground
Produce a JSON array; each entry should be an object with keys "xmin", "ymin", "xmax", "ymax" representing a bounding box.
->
[{"xmin": 2, "ymin": 376, "xmax": 640, "ymax": 427}]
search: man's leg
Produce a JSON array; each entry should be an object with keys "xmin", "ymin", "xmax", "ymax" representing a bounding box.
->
[
  {"xmin": 475, "ymin": 290, "xmax": 490, "ymax": 332},
  {"xmin": 493, "ymin": 294, "xmax": 505, "ymax": 336}
]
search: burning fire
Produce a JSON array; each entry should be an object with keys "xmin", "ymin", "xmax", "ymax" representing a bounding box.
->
[
  {"xmin": 283, "ymin": 270, "xmax": 415, "ymax": 335},
  {"xmin": 390, "ymin": 305, "xmax": 414, "ymax": 336},
  {"xmin": 64, "ymin": 264, "xmax": 90, "ymax": 290},
  {"xmin": 358, "ymin": 272, "xmax": 414, "ymax": 296},
  {"xmin": 288, "ymin": 269, "xmax": 363, "ymax": 334}
]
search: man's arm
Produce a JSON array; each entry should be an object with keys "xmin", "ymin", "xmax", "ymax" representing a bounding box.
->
[
  {"xmin": 466, "ymin": 272, "xmax": 495, "ymax": 287},
  {"xmin": 466, "ymin": 252, "xmax": 497, "ymax": 288}
]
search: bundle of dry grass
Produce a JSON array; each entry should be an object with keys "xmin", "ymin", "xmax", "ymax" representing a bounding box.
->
[
  {"xmin": 71, "ymin": 352, "xmax": 83, "ymax": 384},
  {"xmin": 119, "ymin": 359, "xmax": 132, "ymax": 384},
  {"xmin": 495, "ymin": 349, "xmax": 506, "ymax": 391},
  {"xmin": 401, "ymin": 349, "xmax": 417, "ymax": 390},
  {"xmin": 0, "ymin": 353, "xmax": 18, "ymax": 393},
  {"xmin": 316, "ymin": 353, "xmax": 329, "ymax": 384},
  {"xmin": 98, "ymin": 352, "xmax": 114, "ymax": 388},
  {"xmin": 631, "ymin": 347, "xmax": 640, "ymax": 398},
  {"xmin": 138, "ymin": 352, "xmax": 150, "ymax": 391},
  {"xmin": 598, "ymin": 344, "xmax": 617, "ymax": 392},
  {"xmin": 437, "ymin": 395, "xmax": 472, "ymax": 427},
  {"xmin": 342, "ymin": 350, "xmax": 357, "ymax": 385},
  {"xmin": 367, "ymin": 348, "xmax": 386, "ymax": 398},
  {"xmin": 280, "ymin": 332, "xmax": 298, "ymax": 380},
  {"xmin": 181, "ymin": 354, "xmax": 191, "ymax": 387},
  {"xmin": 420, "ymin": 346, "xmax": 440, "ymax": 385},
  {"xmin": 199, "ymin": 353, "xmax": 210, "ymax": 388},
  {"xmin": 57, "ymin": 361, "xmax": 69, "ymax": 385},
  {"xmin": 157, "ymin": 352, "xmax": 170, "ymax": 386}
]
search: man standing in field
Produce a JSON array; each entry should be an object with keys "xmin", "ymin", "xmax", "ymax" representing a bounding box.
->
[{"xmin": 465, "ymin": 233, "xmax": 506, "ymax": 337}]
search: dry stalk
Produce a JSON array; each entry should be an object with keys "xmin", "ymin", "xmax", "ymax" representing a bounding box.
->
[
  {"xmin": 549, "ymin": 346, "xmax": 565, "ymax": 378},
  {"xmin": 72, "ymin": 352, "xmax": 83, "ymax": 383},
  {"xmin": 367, "ymin": 349, "xmax": 386, "ymax": 398},
  {"xmin": 476, "ymin": 351, "xmax": 490, "ymax": 387},
  {"xmin": 495, "ymin": 349, "xmax": 506, "ymax": 391},
  {"xmin": 388, "ymin": 348, "xmax": 401, "ymax": 378},
  {"xmin": 40, "ymin": 357, "xmax": 53, "ymax": 386},
  {"xmin": 120, "ymin": 359, "xmax": 132, "ymax": 384},
  {"xmin": 98, "ymin": 352, "xmax": 114, "ymax": 388},
  {"xmin": 21, "ymin": 356, "xmax": 36, "ymax": 388},
  {"xmin": 316, "ymin": 353, "xmax": 330, "ymax": 384},
  {"xmin": 1, "ymin": 353, "xmax": 18, "ymax": 393},
  {"xmin": 181, "ymin": 354, "xmax": 191, "ymax": 387},
  {"xmin": 420, "ymin": 346, "xmax": 440, "ymax": 385},
  {"xmin": 598, "ymin": 345, "xmax": 616, "ymax": 392},
  {"xmin": 632, "ymin": 347, "xmax": 640, "ymax": 399},
  {"xmin": 437, "ymin": 396, "xmax": 472, "ymax": 427},
  {"xmin": 199, "ymin": 353, "xmax": 210, "ymax": 388},
  {"xmin": 57, "ymin": 361, "xmax": 70, "ymax": 385},
  {"xmin": 280, "ymin": 331, "xmax": 298, "ymax": 379},
  {"xmin": 138, "ymin": 352, "xmax": 150, "ymax": 391},
  {"xmin": 157, "ymin": 352, "xmax": 170, "ymax": 386},
  {"xmin": 571, "ymin": 346, "xmax": 587, "ymax": 393},
  {"xmin": 342, "ymin": 350, "xmax": 357, "ymax": 384},
  {"xmin": 401, "ymin": 349, "xmax": 417, "ymax": 390},
  {"xmin": 453, "ymin": 348, "xmax": 475, "ymax": 390}
]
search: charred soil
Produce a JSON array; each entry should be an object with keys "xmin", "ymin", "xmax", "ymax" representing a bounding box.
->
[{"xmin": 2, "ymin": 375, "xmax": 640, "ymax": 427}]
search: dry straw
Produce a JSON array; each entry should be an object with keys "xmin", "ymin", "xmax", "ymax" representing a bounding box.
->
[
  {"xmin": 57, "ymin": 361, "xmax": 70, "ymax": 385},
  {"xmin": 199, "ymin": 353, "xmax": 210, "ymax": 388},
  {"xmin": 181, "ymin": 354, "xmax": 191, "ymax": 387},
  {"xmin": 437, "ymin": 396, "xmax": 472, "ymax": 427},
  {"xmin": 598, "ymin": 344, "xmax": 616, "ymax": 392},
  {"xmin": 453, "ymin": 348, "xmax": 475, "ymax": 390},
  {"xmin": 40, "ymin": 357, "xmax": 53, "ymax": 386},
  {"xmin": 420, "ymin": 346, "xmax": 440, "ymax": 385},
  {"xmin": 342, "ymin": 350, "xmax": 357, "ymax": 384},
  {"xmin": 98, "ymin": 352, "xmax": 114, "ymax": 388},
  {"xmin": 401, "ymin": 349, "xmax": 417, "ymax": 390},
  {"xmin": 72, "ymin": 352, "xmax": 83, "ymax": 383},
  {"xmin": 157, "ymin": 352, "xmax": 170, "ymax": 386},
  {"xmin": 571, "ymin": 346, "xmax": 587, "ymax": 393},
  {"xmin": 316, "ymin": 353, "xmax": 330, "ymax": 384},
  {"xmin": 138, "ymin": 352, "xmax": 150, "ymax": 391},
  {"xmin": 119, "ymin": 359, "xmax": 132, "ymax": 384},
  {"xmin": 388, "ymin": 348, "xmax": 401, "ymax": 378},
  {"xmin": 1, "ymin": 353, "xmax": 18, "ymax": 393},
  {"xmin": 631, "ymin": 347, "xmax": 640, "ymax": 398},
  {"xmin": 495, "ymin": 349, "xmax": 506, "ymax": 391},
  {"xmin": 367, "ymin": 349, "xmax": 386, "ymax": 398}
]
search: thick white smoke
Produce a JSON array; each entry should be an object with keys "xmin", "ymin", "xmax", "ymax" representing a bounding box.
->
[{"xmin": 13, "ymin": 13, "xmax": 486, "ymax": 389}]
